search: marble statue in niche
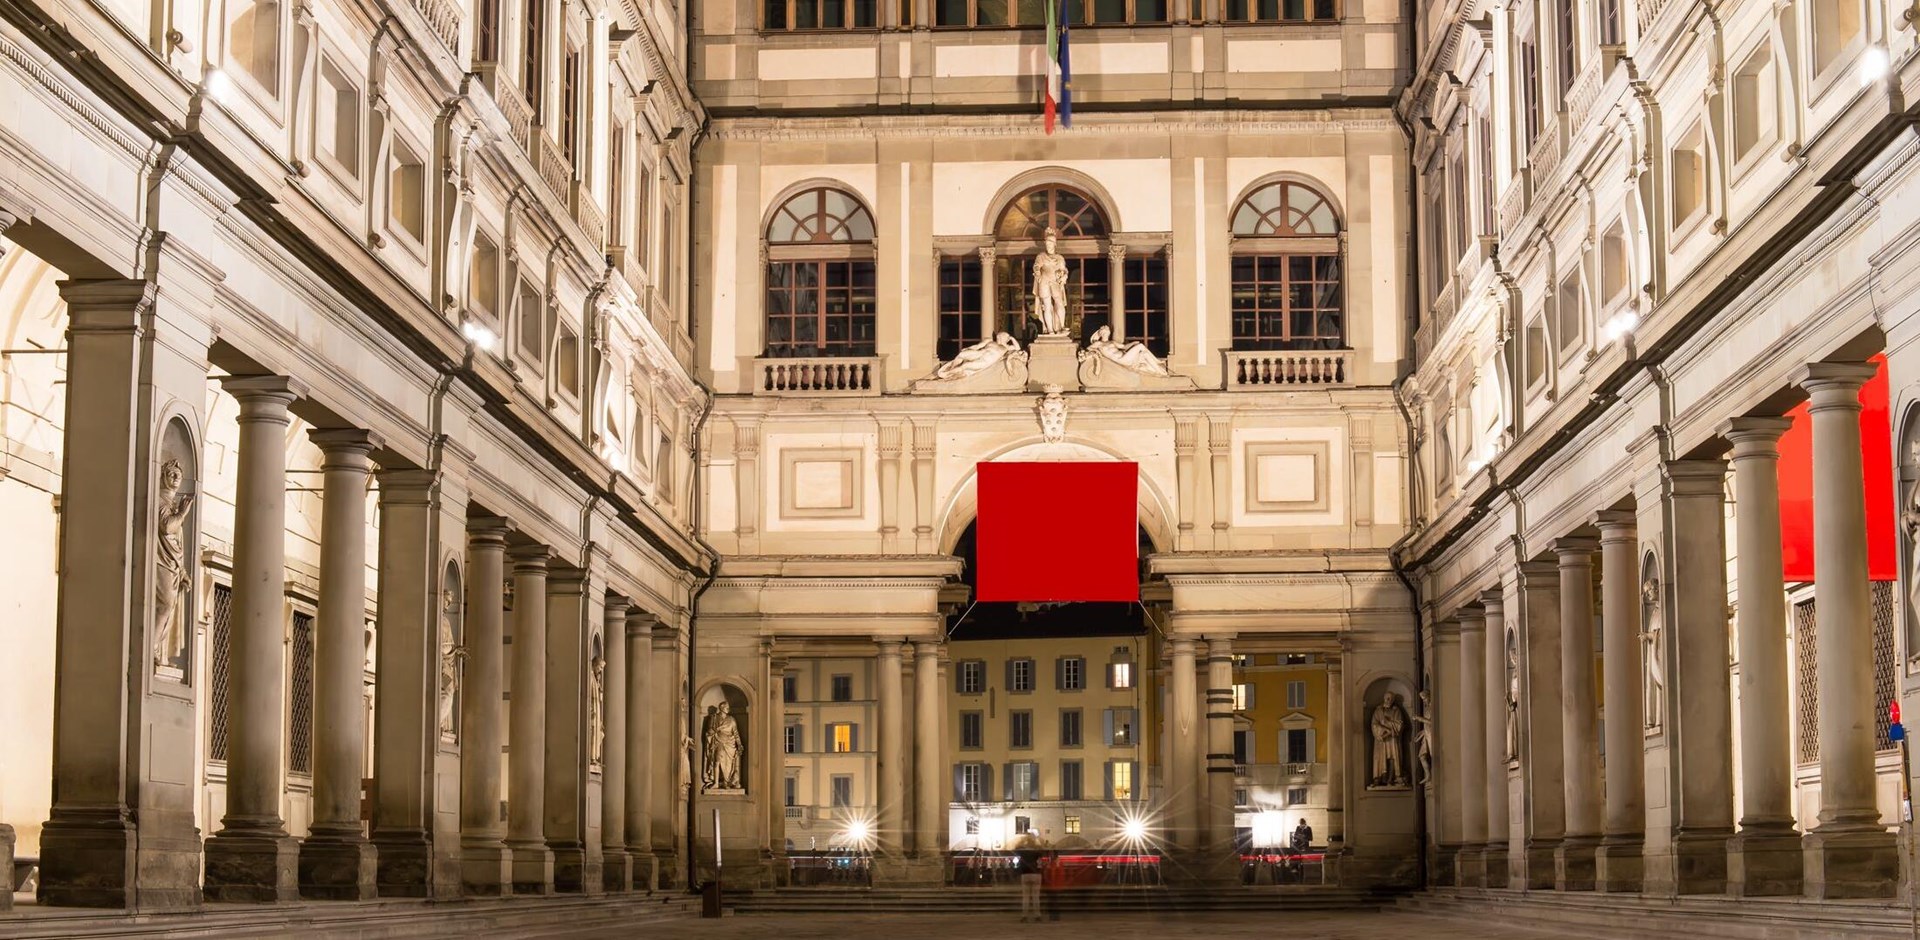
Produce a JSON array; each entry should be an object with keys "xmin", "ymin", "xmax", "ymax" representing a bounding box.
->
[
  {"xmin": 1367, "ymin": 691, "xmax": 1410, "ymax": 789},
  {"xmin": 701, "ymin": 701, "xmax": 743, "ymax": 792},
  {"xmin": 1641, "ymin": 574, "xmax": 1666, "ymax": 732},
  {"xmin": 1411, "ymin": 689, "xmax": 1435, "ymax": 784},
  {"xmin": 1037, "ymin": 384, "xmax": 1068, "ymax": 443},
  {"xmin": 587, "ymin": 643, "xmax": 606, "ymax": 768},
  {"xmin": 153, "ymin": 458, "xmax": 194, "ymax": 670},
  {"xmin": 1078, "ymin": 325, "xmax": 1173, "ymax": 377},
  {"xmin": 1902, "ymin": 445, "xmax": 1920, "ymax": 645},
  {"xmin": 1504, "ymin": 626, "xmax": 1521, "ymax": 761},
  {"xmin": 1031, "ymin": 227, "xmax": 1070, "ymax": 336},
  {"xmin": 437, "ymin": 591, "xmax": 464, "ymax": 742}
]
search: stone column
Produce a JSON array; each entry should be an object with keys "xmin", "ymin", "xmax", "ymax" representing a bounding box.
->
[
  {"xmin": 460, "ymin": 518, "xmax": 513, "ymax": 895},
  {"xmin": 977, "ymin": 246, "xmax": 997, "ymax": 341},
  {"xmin": 369, "ymin": 468, "xmax": 448, "ymax": 897},
  {"xmin": 298, "ymin": 430, "xmax": 381, "ymax": 900},
  {"xmin": 1720, "ymin": 418, "xmax": 1803, "ymax": 896},
  {"xmin": 1515, "ymin": 560, "xmax": 1565, "ymax": 890},
  {"xmin": 650, "ymin": 623, "xmax": 685, "ymax": 887},
  {"xmin": 1432, "ymin": 621, "xmax": 1464, "ymax": 885},
  {"xmin": 1552, "ymin": 537, "xmax": 1601, "ymax": 890},
  {"xmin": 1327, "ymin": 654, "xmax": 1347, "ymax": 849},
  {"xmin": 1457, "ymin": 607, "xmax": 1489, "ymax": 885},
  {"xmin": 1204, "ymin": 636, "xmax": 1236, "ymax": 874},
  {"xmin": 508, "ymin": 544, "xmax": 555, "ymax": 894},
  {"xmin": 601, "ymin": 596, "xmax": 632, "ymax": 892},
  {"xmin": 1479, "ymin": 592, "xmax": 1510, "ymax": 887},
  {"xmin": 625, "ymin": 610, "xmax": 658, "ymax": 889},
  {"xmin": 1594, "ymin": 511, "xmax": 1644, "ymax": 893},
  {"xmin": 913, "ymin": 641, "xmax": 945, "ymax": 857},
  {"xmin": 1168, "ymin": 637, "xmax": 1200, "ymax": 852},
  {"xmin": 545, "ymin": 566, "xmax": 599, "ymax": 894},
  {"xmin": 1108, "ymin": 244, "xmax": 1128, "ymax": 341},
  {"xmin": 1657, "ymin": 459, "xmax": 1736, "ymax": 895},
  {"xmin": 1796, "ymin": 363, "xmax": 1899, "ymax": 898},
  {"xmin": 204, "ymin": 375, "xmax": 305, "ymax": 903},
  {"xmin": 40, "ymin": 279, "xmax": 207, "ymax": 910},
  {"xmin": 877, "ymin": 638, "xmax": 907, "ymax": 854}
]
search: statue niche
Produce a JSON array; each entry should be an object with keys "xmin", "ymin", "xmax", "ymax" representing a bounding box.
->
[
  {"xmin": 699, "ymin": 683, "xmax": 749, "ymax": 794},
  {"xmin": 1363, "ymin": 681, "xmax": 1413, "ymax": 791},
  {"xmin": 152, "ymin": 423, "xmax": 199, "ymax": 678}
]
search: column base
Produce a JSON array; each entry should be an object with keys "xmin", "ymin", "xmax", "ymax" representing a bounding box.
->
[
  {"xmin": 653, "ymin": 850, "xmax": 683, "ymax": 891},
  {"xmin": 1727, "ymin": 829, "xmax": 1803, "ymax": 897},
  {"xmin": 1454, "ymin": 845, "xmax": 1484, "ymax": 888},
  {"xmin": 1481, "ymin": 843, "xmax": 1510, "ymax": 889},
  {"xmin": 203, "ymin": 829, "xmax": 301, "ymax": 903},
  {"xmin": 1519, "ymin": 839, "xmax": 1558, "ymax": 890},
  {"xmin": 603, "ymin": 849, "xmax": 633, "ymax": 892},
  {"xmin": 1803, "ymin": 826, "xmax": 1898, "ymax": 899},
  {"xmin": 460, "ymin": 839, "xmax": 514, "ymax": 896},
  {"xmin": 872, "ymin": 854, "xmax": 946, "ymax": 887},
  {"xmin": 551, "ymin": 843, "xmax": 601, "ymax": 894},
  {"xmin": 372, "ymin": 830, "xmax": 434, "ymax": 898},
  {"xmin": 297, "ymin": 833, "xmax": 377, "ymax": 901},
  {"xmin": 37, "ymin": 814, "xmax": 135, "ymax": 908},
  {"xmin": 1432, "ymin": 841, "xmax": 1461, "ymax": 886},
  {"xmin": 1594, "ymin": 838, "xmax": 1643, "ymax": 893},
  {"xmin": 626, "ymin": 849, "xmax": 659, "ymax": 892},
  {"xmin": 511, "ymin": 842, "xmax": 556, "ymax": 895},
  {"xmin": 0, "ymin": 824, "xmax": 11, "ymax": 912},
  {"xmin": 1670, "ymin": 829, "xmax": 1731, "ymax": 895},
  {"xmin": 1553, "ymin": 835, "xmax": 1599, "ymax": 891}
]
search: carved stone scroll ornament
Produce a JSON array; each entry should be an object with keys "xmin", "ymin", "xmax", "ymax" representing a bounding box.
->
[{"xmin": 152, "ymin": 458, "xmax": 194, "ymax": 669}]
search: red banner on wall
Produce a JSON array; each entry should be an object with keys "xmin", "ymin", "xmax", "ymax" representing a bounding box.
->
[
  {"xmin": 1777, "ymin": 354, "xmax": 1896, "ymax": 582},
  {"xmin": 976, "ymin": 461, "xmax": 1140, "ymax": 603}
]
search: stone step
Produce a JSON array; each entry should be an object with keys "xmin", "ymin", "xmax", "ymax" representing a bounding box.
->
[
  {"xmin": 0, "ymin": 892, "xmax": 700, "ymax": 939},
  {"xmin": 1399, "ymin": 889, "xmax": 1914, "ymax": 939},
  {"xmin": 727, "ymin": 886, "xmax": 1394, "ymax": 915}
]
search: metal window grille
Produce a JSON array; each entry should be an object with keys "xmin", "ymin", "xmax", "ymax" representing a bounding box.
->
[
  {"xmin": 1874, "ymin": 582, "xmax": 1896, "ymax": 750},
  {"xmin": 1795, "ymin": 598, "xmax": 1818, "ymax": 764},
  {"xmin": 289, "ymin": 611, "xmax": 316, "ymax": 775},
  {"xmin": 209, "ymin": 584, "xmax": 234, "ymax": 763}
]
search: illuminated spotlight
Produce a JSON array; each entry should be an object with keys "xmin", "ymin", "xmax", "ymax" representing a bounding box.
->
[
  {"xmin": 842, "ymin": 816, "xmax": 875, "ymax": 850},
  {"xmin": 1860, "ymin": 46, "xmax": 1891, "ymax": 87},
  {"xmin": 461, "ymin": 320, "xmax": 500, "ymax": 352},
  {"xmin": 1113, "ymin": 805, "xmax": 1157, "ymax": 847},
  {"xmin": 1121, "ymin": 818, "xmax": 1148, "ymax": 842},
  {"xmin": 203, "ymin": 68, "xmax": 234, "ymax": 103},
  {"xmin": 1602, "ymin": 310, "xmax": 1639, "ymax": 343},
  {"xmin": 1251, "ymin": 810, "xmax": 1287, "ymax": 849}
]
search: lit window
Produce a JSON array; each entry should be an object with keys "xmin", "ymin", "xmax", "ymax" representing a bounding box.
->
[
  {"xmin": 1105, "ymin": 708, "xmax": 1136, "ymax": 747},
  {"xmin": 1233, "ymin": 683, "xmax": 1255, "ymax": 711},
  {"xmin": 1064, "ymin": 815, "xmax": 1081, "ymax": 835},
  {"xmin": 1107, "ymin": 761, "xmax": 1134, "ymax": 801},
  {"xmin": 1108, "ymin": 661, "xmax": 1134, "ymax": 689},
  {"xmin": 827, "ymin": 722, "xmax": 856, "ymax": 753},
  {"xmin": 785, "ymin": 723, "xmax": 801, "ymax": 754}
]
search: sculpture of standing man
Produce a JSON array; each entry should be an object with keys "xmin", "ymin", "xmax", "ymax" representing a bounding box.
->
[
  {"xmin": 1030, "ymin": 227, "xmax": 1070, "ymax": 336},
  {"xmin": 1368, "ymin": 691, "xmax": 1409, "ymax": 788},
  {"xmin": 702, "ymin": 701, "xmax": 743, "ymax": 791},
  {"xmin": 153, "ymin": 458, "xmax": 194, "ymax": 669}
]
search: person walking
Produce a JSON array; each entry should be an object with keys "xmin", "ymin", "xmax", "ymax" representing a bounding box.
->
[{"xmin": 1015, "ymin": 834, "xmax": 1045, "ymax": 923}]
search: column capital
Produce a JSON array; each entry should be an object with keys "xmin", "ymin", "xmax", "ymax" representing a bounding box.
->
[
  {"xmin": 376, "ymin": 467, "xmax": 439, "ymax": 505},
  {"xmin": 1432, "ymin": 617, "xmax": 1462, "ymax": 637},
  {"xmin": 1794, "ymin": 361, "xmax": 1877, "ymax": 411},
  {"xmin": 912, "ymin": 638, "xmax": 943, "ymax": 659},
  {"xmin": 875, "ymin": 636, "xmax": 906, "ymax": 656},
  {"xmin": 1661, "ymin": 458, "xmax": 1729, "ymax": 494},
  {"xmin": 1517, "ymin": 559, "xmax": 1560, "ymax": 584},
  {"xmin": 468, "ymin": 515, "xmax": 513, "ymax": 545},
  {"xmin": 308, "ymin": 428, "xmax": 383, "ymax": 464},
  {"xmin": 1478, "ymin": 588, "xmax": 1505, "ymax": 613},
  {"xmin": 624, "ymin": 607, "xmax": 659, "ymax": 638},
  {"xmin": 546, "ymin": 565, "xmax": 591, "ymax": 593},
  {"xmin": 604, "ymin": 594, "xmax": 633, "ymax": 619},
  {"xmin": 1719, "ymin": 416, "xmax": 1794, "ymax": 456},
  {"xmin": 1457, "ymin": 607, "xmax": 1486, "ymax": 634},
  {"xmin": 1592, "ymin": 510, "xmax": 1637, "ymax": 541},
  {"xmin": 58, "ymin": 278, "xmax": 156, "ymax": 330},
  {"xmin": 1169, "ymin": 636, "xmax": 1198, "ymax": 655},
  {"xmin": 1550, "ymin": 536, "xmax": 1600, "ymax": 560},
  {"xmin": 509, "ymin": 543, "xmax": 553, "ymax": 571},
  {"xmin": 220, "ymin": 375, "xmax": 306, "ymax": 417},
  {"xmin": 1107, "ymin": 243, "xmax": 1127, "ymax": 263}
]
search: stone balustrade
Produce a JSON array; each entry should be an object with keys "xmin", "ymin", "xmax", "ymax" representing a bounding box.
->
[
  {"xmin": 1224, "ymin": 349, "xmax": 1352, "ymax": 388},
  {"xmin": 755, "ymin": 356, "xmax": 882, "ymax": 395}
]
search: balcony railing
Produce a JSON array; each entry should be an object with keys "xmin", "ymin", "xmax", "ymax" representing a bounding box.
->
[
  {"xmin": 1223, "ymin": 349, "xmax": 1352, "ymax": 388},
  {"xmin": 533, "ymin": 132, "xmax": 573, "ymax": 206},
  {"xmin": 1498, "ymin": 178, "xmax": 1527, "ymax": 238},
  {"xmin": 493, "ymin": 82, "xmax": 534, "ymax": 153},
  {"xmin": 410, "ymin": 0, "xmax": 461, "ymax": 53},
  {"xmin": 1637, "ymin": 0, "xmax": 1668, "ymax": 33},
  {"xmin": 1566, "ymin": 60, "xmax": 1603, "ymax": 137},
  {"xmin": 1528, "ymin": 126, "xmax": 1563, "ymax": 186},
  {"xmin": 574, "ymin": 190, "xmax": 606, "ymax": 250},
  {"xmin": 755, "ymin": 356, "xmax": 883, "ymax": 395}
]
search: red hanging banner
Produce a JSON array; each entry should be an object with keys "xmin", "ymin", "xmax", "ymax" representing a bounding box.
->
[
  {"xmin": 1777, "ymin": 353, "xmax": 1896, "ymax": 582},
  {"xmin": 975, "ymin": 461, "xmax": 1139, "ymax": 603}
]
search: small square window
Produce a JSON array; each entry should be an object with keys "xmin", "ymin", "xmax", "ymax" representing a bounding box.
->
[
  {"xmin": 1108, "ymin": 661, "xmax": 1135, "ymax": 689},
  {"xmin": 958, "ymin": 660, "xmax": 986, "ymax": 694},
  {"xmin": 831, "ymin": 674, "xmax": 853, "ymax": 702},
  {"xmin": 960, "ymin": 711, "xmax": 983, "ymax": 750},
  {"xmin": 1064, "ymin": 814, "xmax": 1081, "ymax": 835},
  {"xmin": 1010, "ymin": 658, "xmax": 1035, "ymax": 693},
  {"xmin": 1286, "ymin": 680, "xmax": 1307, "ymax": 709},
  {"xmin": 783, "ymin": 672, "xmax": 798, "ymax": 703}
]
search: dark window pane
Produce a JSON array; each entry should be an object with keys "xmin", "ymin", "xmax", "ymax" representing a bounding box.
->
[
  {"xmin": 1136, "ymin": 0, "xmax": 1167, "ymax": 20},
  {"xmin": 1282, "ymin": 0, "xmax": 1304, "ymax": 18},
  {"xmin": 854, "ymin": 0, "xmax": 876, "ymax": 24},
  {"xmin": 797, "ymin": 0, "xmax": 818, "ymax": 26},
  {"xmin": 765, "ymin": 0, "xmax": 787, "ymax": 28},
  {"xmin": 1015, "ymin": 0, "xmax": 1044, "ymax": 23},
  {"xmin": 1093, "ymin": 0, "xmax": 1126, "ymax": 20},
  {"xmin": 823, "ymin": 0, "xmax": 844, "ymax": 26},
  {"xmin": 937, "ymin": 0, "xmax": 969, "ymax": 23},
  {"xmin": 1313, "ymin": 0, "xmax": 1334, "ymax": 16},
  {"xmin": 978, "ymin": 0, "xmax": 1008, "ymax": 22},
  {"xmin": 1227, "ymin": 0, "xmax": 1246, "ymax": 18},
  {"xmin": 1256, "ymin": 0, "xmax": 1277, "ymax": 18}
]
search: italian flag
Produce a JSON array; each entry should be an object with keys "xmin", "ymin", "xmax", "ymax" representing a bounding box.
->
[{"xmin": 1044, "ymin": 0, "xmax": 1073, "ymax": 134}]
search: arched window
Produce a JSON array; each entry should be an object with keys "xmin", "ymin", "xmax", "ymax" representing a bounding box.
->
[
  {"xmin": 1229, "ymin": 180, "xmax": 1344, "ymax": 350},
  {"xmin": 764, "ymin": 188, "xmax": 878, "ymax": 358},
  {"xmin": 995, "ymin": 185, "xmax": 1110, "ymax": 241},
  {"xmin": 975, "ymin": 184, "xmax": 1158, "ymax": 352}
]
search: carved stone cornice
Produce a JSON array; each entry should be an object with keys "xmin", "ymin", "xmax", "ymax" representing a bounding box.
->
[{"xmin": 708, "ymin": 111, "xmax": 1397, "ymax": 143}]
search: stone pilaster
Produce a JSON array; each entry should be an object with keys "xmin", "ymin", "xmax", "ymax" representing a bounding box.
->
[
  {"xmin": 876, "ymin": 638, "xmax": 906, "ymax": 854},
  {"xmin": 544, "ymin": 565, "xmax": 601, "ymax": 894},
  {"xmin": 1796, "ymin": 363, "xmax": 1899, "ymax": 898},
  {"xmin": 39, "ymin": 278, "xmax": 207, "ymax": 910},
  {"xmin": 1594, "ymin": 511, "xmax": 1644, "ymax": 893},
  {"xmin": 1515, "ymin": 560, "xmax": 1564, "ymax": 890},
  {"xmin": 460, "ymin": 517, "xmax": 513, "ymax": 895},
  {"xmin": 1456, "ymin": 608, "xmax": 1488, "ymax": 886},
  {"xmin": 203, "ymin": 375, "xmax": 306, "ymax": 904},
  {"xmin": 913, "ymin": 640, "xmax": 946, "ymax": 857},
  {"xmin": 625, "ymin": 610, "xmax": 659, "ymax": 890},
  {"xmin": 298, "ymin": 430, "xmax": 382, "ymax": 900},
  {"xmin": 1720, "ymin": 418, "xmax": 1804, "ymax": 896},
  {"xmin": 1431, "ymin": 620, "xmax": 1463, "ymax": 886}
]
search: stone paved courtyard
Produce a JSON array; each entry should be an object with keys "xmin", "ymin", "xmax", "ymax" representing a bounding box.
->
[{"xmin": 518, "ymin": 911, "xmax": 1566, "ymax": 939}]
